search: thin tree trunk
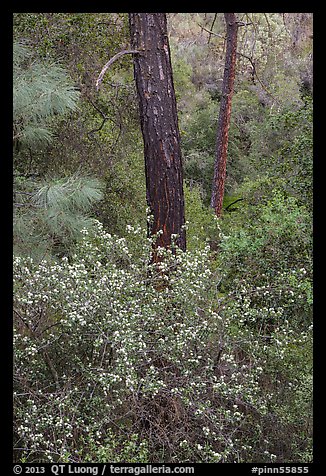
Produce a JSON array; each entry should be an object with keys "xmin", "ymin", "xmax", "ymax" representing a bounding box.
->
[
  {"xmin": 129, "ymin": 13, "xmax": 186, "ymax": 261},
  {"xmin": 211, "ymin": 13, "xmax": 238, "ymax": 217}
]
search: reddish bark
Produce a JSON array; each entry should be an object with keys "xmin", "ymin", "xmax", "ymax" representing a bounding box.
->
[
  {"xmin": 211, "ymin": 13, "xmax": 238, "ymax": 217},
  {"xmin": 129, "ymin": 13, "xmax": 186, "ymax": 261}
]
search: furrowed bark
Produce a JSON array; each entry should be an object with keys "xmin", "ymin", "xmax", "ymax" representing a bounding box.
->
[
  {"xmin": 129, "ymin": 13, "xmax": 186, "ymax": 262},
  {"xmin": 211, "ymin": 13, "xmax": 238, "ymax": 217}
]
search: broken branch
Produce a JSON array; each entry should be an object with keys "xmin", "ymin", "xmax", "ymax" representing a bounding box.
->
[{"xmin": 96, "ymin": 49, "xmax": 140, "ymax": 91}]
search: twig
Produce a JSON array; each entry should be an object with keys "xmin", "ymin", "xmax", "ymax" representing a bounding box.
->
[
  {"xmin": 86, "ymin": 99, "xmax": 109, "ymax": 137},
  {"xmin": 14, "ymin": 203, "xmax": 33, "ymax": 208},
  {"xmin": 198, "ymin": 24, "xmax": 225, "ymax": 40},
  {"xmin": 14, "ymin": 308, "xmax": 60, "ymax": 391},
  {"xmin": 86, "ymin": 97, "xmax": 122, "ymax": 139},
  {"xmin": 246, "ymin": 13, "xmax": 257, "ymax": 58},
  {"xmin": 199, "ymin": 22, "xmax": 280, "ymax": 105},
  {"xmin": 208, "ymin": 13, "xmax": 218, "ymax": 44},
  {"xmin": 263, "ymin": 13, "xmax": 272, "ymax": 37},
  {"xmin": 42, "ymin": 350, "xmax": 60, "ymax": 391},
  {"xmin": 200, "ymin": 19, "xmax": 251, "ymax": 42},
  {"xmin": 225, "ymin": 198, "xmax": 244, "ymax": 211},
  {"xmin": 96, "ymin": 49, "xmax": 140, "ymax": 91},
  {"xmin": 236, "ymin": 52, "xmax": 280, "ymax": 105},
  {"xmin": 236, "ymin": 21, "xmax": 253, "ymax": 27},
  {"xmin": 14, "ymin": 308, "xmax": 30, "ymax": 330}
]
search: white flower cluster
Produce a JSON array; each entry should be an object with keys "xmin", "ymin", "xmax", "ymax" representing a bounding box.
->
[{"xmin": 13, "ymin": 220, "xmax": 310, "ymax": 463}]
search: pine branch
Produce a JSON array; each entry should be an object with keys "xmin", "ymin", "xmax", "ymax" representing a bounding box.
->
[{"xmin": 13, "ymin": 42, "xmax": 80, "ymax": 149}]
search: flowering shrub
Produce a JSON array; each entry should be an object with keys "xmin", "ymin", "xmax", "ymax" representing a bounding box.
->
[
  {"xmin": 13, "ymin": 220, "xmax": 312, "ymax": 463},
  {"xmin": 215, "ymin": 186, "xmax": 313, "ymax": 462}
]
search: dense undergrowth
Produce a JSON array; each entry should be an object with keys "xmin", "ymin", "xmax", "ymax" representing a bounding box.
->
[
  {"xmin": 13, "ymin": 13, "xmax": 313, "ymax": 463},
  {"xmin": 14, "ymin": 217, "xmax": 312, "ymax": 463}
]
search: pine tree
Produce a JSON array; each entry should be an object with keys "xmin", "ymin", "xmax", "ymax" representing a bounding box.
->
[
  {"xmin": 129, "ymin": 13, "xmax": 186, "ymax": 261},
  {"xmin": 13, "ymin": 42, "xmax": 103, "ymax": 259},
  {"xmin": 211, "ymin": 14, "xmax": 238, "ymax": 217}
]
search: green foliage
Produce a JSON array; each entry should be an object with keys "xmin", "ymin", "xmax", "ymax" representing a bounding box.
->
[
  {"xmin": 13, "ymin": 41, "xmax": 104, "ymax": 260},
  {"xmin": 170, "ymin": 45, "xmax": 196, "ymax": 107},
  {"xmin": 14, "ymin": 173, "xmax": 104, "ymax": 259},
  {"xmin": 210, "ymin": 173, "xmax": 313, "ymax": 463},
  {"xmin": 180, "ymin": 88, "xmax": 265, "ymax": 203},
  {"xmin": 14, "ymin": 222, "xmax": 312, "ymax": 463},
  {"xmin": 84, "ymin": 432, "xmax": 149, "ymax": 463},
  {"xmin": 33, "ymin": 174, "xmax": 103, "ymax": 211},
  {"xmin": 13, "ymin": 14, "xmax": 142, "ymax": 242},
  {"xmin": 96, "ymin": 149, "xmax": 146, "ymax": 237},
  {"xmin": 182, "ymin": 96, "xmax": 216, "ymax": 153},
  {"xmin": 13, "ymin": 13, "xmax": 313, "ymax": 465},
  {"xmin": 13, "ymin": 42, "xmax": 80, "ymax": 148},
  {"xmin": 184, "ymin": 184, "xmax": 220, "ymax": 250},
  {"xmin": 225, "ymin": 89, "xmax": 266, "ymax": 190},
  {"xmin": 10, "ymin": 225, "xmax": 264, "ymax": 463},
  {"xmin": 219, "ymin": 187, "xmax": 312, "ymax": 304},
  {"xmin": 208, "ymin": 89, "xmax": 313, "ymax": 463},
  {"xmin": 181, "ymin": 95, "xmax": 216, "ymax": 204},
  {"xmin": 169, "ymin": 13, "xmax": 312, "ymax": 201},
  {"xmin": 247, "ymin": 100, "xmax": 313, "ymax": 208}
]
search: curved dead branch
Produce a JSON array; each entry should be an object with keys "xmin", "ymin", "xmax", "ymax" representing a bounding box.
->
[{"xmin": 96, "ymin": 49, "xmax": 140, "ymax": 91}]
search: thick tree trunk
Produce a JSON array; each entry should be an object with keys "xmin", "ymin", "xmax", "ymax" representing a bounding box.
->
[
  {"xmin": 129, "ymin": 13, "xmax": 186, "ymax": 261},
  {"xmin": 211, "ymin": 13, "xmax": 238, "ymax": 217}
]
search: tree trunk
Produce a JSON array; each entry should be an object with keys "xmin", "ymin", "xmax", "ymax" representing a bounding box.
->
[
  {"xmin": 211, "ymin": 13, "xmax": 238, "ymax": 217},
  {"xmin": 129, "ymin": 13, "xmax": 186, "ymax": 261}
]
